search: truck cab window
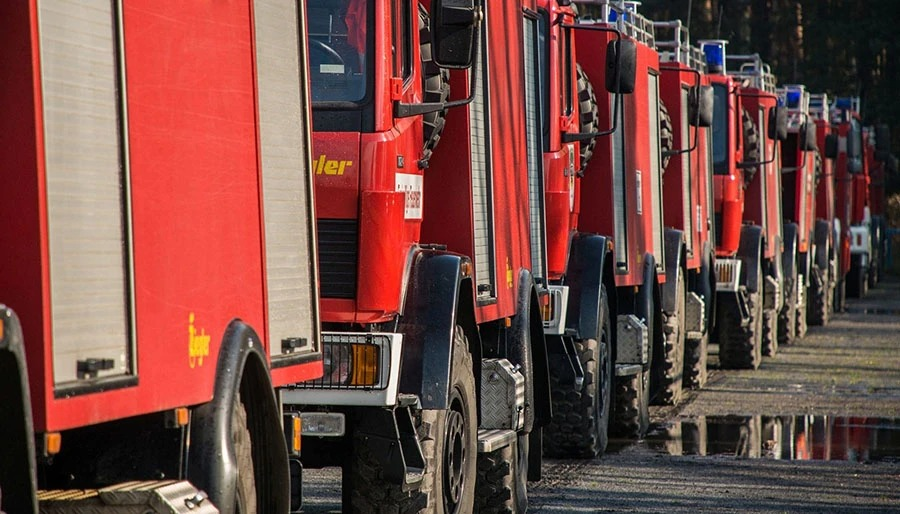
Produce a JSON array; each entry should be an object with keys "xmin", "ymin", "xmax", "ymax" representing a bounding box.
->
[{"xmin": 308, "ymin": 0, "xmax": 371, "ymax": 103}]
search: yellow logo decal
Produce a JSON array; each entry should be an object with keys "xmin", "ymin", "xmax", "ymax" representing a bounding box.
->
[
  {"xmin": 188, "ymin": 313, "xmax": 210, "ymax": 369},
  {"xmin": 506, "ymin": 258, "xmax": 514, "ymax": 289},
  {"xmin": 314, "ymin": 154, "xmax": 353, "ymax": 175}
]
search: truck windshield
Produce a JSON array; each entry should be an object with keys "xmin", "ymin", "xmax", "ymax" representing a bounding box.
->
[
  {"xmin": 308, "ymin": 0, "xmax": 371, "ymax": 103},
  {"xmin": 712, "ymin": 83, "xmax": 729, "ymax": 174}
]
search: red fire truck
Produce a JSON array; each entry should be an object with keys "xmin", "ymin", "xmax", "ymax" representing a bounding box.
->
[
  {"xmin": 279, "ymin": 0, "xmax": 635, "ymax": 511},
  {"xmin": 1, "ymin": 1, "xmax": 322, "ymax": 512},
  {"xmin": 865, "ymin": 124, "xmax": 891, "ymax": 287},
  {"xmin": 806, "ymin": 93, "xmax": 838, "ymax": 325},
  {"xmin": 776, "ymin": 84, "xmax": 819, "ymax": 344},
  {"xmin": 829, "ymin": 97, "xmax": 869, "ymax": 300},
  {"xmin": 572, "ymin": 1, "xmax": 678, "ymax": 437},
  {"xmin": 653, "ymin": 19, "xmax": 717, "ymax": 391},
  {"xmin": 535, "ymin": 0, "xmax": 618, "ymax": 459},
  {"xmin": 701, "ymin": 41, "xmax": 787, "ymax": 369}
]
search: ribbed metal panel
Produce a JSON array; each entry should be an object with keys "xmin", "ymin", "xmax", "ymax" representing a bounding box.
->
[
  {"xmin": 317, "ymin": 219, "xmax": 358, "ymax": 299},
  {"xmin": 648, "ymin": 73, "xmax": 665, "ymax": 268},
  {"xmin": 681, "ymin": 87, "xmax": 694, "ymax": 253},
  {"xmin": 255, "ymin": 0, "xmax": 319, "ymax": 358},
  {"xmin": 523, "ymin": 18, "xmax": 546, "ymax": 281},
  {"xmin": 470, "ymin": 27, "xmax": 494, "ymax": 297},
  {"xmin": 611, "ymin": 95, "xmax": 628, "ymax": 268},
  {"xmin": 39, "ymin": 0, "xmax": 133, "ymax": 385}
]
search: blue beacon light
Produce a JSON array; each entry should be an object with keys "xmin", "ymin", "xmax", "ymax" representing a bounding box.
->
[
  {"xmin": 786, "ymin": 89, "xmax": 802, "ymax": 109},
  {"xmin": 702, "ymin": 41, "xmax": 726, "ymax": 74}
]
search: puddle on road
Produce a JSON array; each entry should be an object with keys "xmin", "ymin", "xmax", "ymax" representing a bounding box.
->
[
  {"xmin": 844, "ymin": 308, "xmax": 900, "ymax": 315},
  {"xmin": 619, "ymin": 416, "xmax": 900, "ymax": 462}
]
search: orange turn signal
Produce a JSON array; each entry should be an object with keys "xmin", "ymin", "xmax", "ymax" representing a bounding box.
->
[
  {"xmin": 45, "ymin": 432, "xmax": 62, "ymax": 455},
  {"xmin": 292, "ymin": 416, "xmax": 302, "ymax": 453}
]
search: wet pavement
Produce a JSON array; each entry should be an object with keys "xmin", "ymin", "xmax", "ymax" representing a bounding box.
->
[
  {"xmin": 531, "ymin": 274, "xmax": 900, "ymax": 512},
  {"xmin": 642, "ymin": 416, "xmax": 900, "ymax": 463},
  {"xmin": 301, "ymin": 275, "xmax": 900, "ymax": 512}
]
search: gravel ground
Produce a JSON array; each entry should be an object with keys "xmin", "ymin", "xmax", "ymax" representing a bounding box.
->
[{"xmin": 302, "ymin": 275, "xmax": 900, "ymax": 513}]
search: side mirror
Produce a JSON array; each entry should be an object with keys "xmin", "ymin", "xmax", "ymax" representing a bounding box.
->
[
  {"xmin": 689, "ymin": 85, "xmax": 714, "ymax": 128},
  {"xmin": 431, "ymin": 0, "xmax": 479, "ymax": 69},
  {"xmin": 848, "ymin": 158, "xmax": 863, "ymax": 174},
  {"xmin": 875, "ymin": 124, "xmax": 891, "ymax": 161},
  {"xmin": 605, "ymin": 39, "xmax": 636, "ymax": 94},
  {"xmin": 801, "ymin": 122, "xmax": 818, "ymax": 152},
  {"xmin": 824, "ymin": 134, "xmax": 838, "ymax": 159},
  {"xmin": 768, "ymin": 106, "xmax": 788, "ymax": 141}
]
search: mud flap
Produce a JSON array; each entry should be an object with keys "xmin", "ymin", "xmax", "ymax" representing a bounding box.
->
[{"xmin": 354, "ymin": 399, "xmax": 426, "ymax": 490}]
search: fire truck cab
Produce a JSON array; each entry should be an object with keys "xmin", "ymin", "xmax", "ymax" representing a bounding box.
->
[
  {"xmin": 806, "ymin": 93, "xmax": 839, "ymax": 325},
  {"xmin": 701, "ymin": 40, "xmax": 787, "ymax": 370},
  {"xmin": 654, "ymin": 19, "xmax": 717, "ymax": 391},
  {"xmin": 830, "ymin": 97, "xmax": 869, "ymax": 299},
  {"xmin": 776, "ymin": 84, "xmax": 819, "ymax": 344}
]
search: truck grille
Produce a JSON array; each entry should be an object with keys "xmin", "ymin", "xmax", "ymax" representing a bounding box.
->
[{"xmin": 317, "ymin": 219, "xmax": 358, "ymax": 298}]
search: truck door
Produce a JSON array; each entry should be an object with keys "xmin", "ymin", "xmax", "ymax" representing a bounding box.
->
[{"xmin": 39, "ymin": 0, "xmax": 136, "ymax": 388}]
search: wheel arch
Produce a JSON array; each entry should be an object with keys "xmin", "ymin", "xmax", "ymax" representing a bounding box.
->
[
  {"xmin": 187, "ymin": 319, "xmax": 289, "ymax": 514},
  {"xmin": 397, "ymin": 250, "xmax": 477, "ymax": 411},
  {"xmin": 738, "ymin": 224, "xmax": 764, "ymax": 292},
  {"xmin": 0, "ymin": 307, "xmax": 38, "ymax": 514}
]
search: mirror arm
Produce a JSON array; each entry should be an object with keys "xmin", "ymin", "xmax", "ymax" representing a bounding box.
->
[
  {"xmin": 557, "ymin": 24, "xmax": 625, "ymax": 139},
  {"xmin": 395, "ymin": 11, "xmax": 482, "ymax": 119},
  {"xmin": 738, "ymin": 153, "xmax": 776, "ymax": 169},
  {"xmin": 657, "ymin": 67, "xmax": 703, "ymax": 156}
]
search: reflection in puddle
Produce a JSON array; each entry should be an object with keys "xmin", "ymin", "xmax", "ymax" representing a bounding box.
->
[
  {"xmin": 844, "ymin": 308, "xmax": 900, "ymax": 315},
  {"xmin": 643, "ymin": 416, "xmax": 900, "ymax": 462}
]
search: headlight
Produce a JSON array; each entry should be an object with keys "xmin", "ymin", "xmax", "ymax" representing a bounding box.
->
[{"xmin": 309, "ymin": 333, "xmax": 391, "ymax": 389}]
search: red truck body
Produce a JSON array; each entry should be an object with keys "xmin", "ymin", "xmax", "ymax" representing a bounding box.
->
[{"xmin": 1, "ymin": 0, "xmax": 321, "ymax": 510}]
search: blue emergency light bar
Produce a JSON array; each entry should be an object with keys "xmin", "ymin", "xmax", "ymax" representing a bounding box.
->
[
  {"xmin": 786, "ymin": 89, "xmax": 802, "ymax": 109},
  {"xmin": 700, "ymin": 40, "xmax": 727, "ymax": 74}
]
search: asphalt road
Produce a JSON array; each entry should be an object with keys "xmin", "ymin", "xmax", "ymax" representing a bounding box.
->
[{"xmin": 302, "ymin": 274, "xmax": 900, "ymax": 513}]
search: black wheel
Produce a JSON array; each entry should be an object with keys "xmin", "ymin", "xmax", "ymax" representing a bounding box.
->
[
  {"xmin": 683, "ymin": 330, "xmax": 708, "ymax": 389},
  {"xmin": 575, "ymin": 63, "xmax": 600, "ymax": 171},
  {"xmin": 717, "ymin": 289, "xmax": 763, "ymax": 370},
  {"xmin": 544, "ymin": 287, "xmax": 612, "ymax": 457},
  {"xmin": 233, "ymin": 394, "xmax": 258, "ymax": 514},
  {"xmin": 761, "ymin": 307, "xmax": 777, "ymax": 358},
  {"xmin": 612, "ymin": 367, "xmax": 650, "ymax": 439},
  {"xmin": 807, "ymin": 265, "xmax": 830, "ymax": 326},
  {"xmin": 846, "ymin": 256, "xmax": 867, "ymax": 298},
  {"xmin": 777, "ymin": 261, "xmax": 798, "ymax": 348},
  {"xmin": 659, "ymin": 99, "xmax": 674, "ymax": 171},
  {"xmin": 349, "ymin": 328, "xmax": 476, "ymax": 514},
  {"xmin": 474, "ymin": 436, "xmax": 526, "ymax": 514},
  {"xmin": 654, "ymin": 270, "xmax": 685, "ymax": 405},
  {"xmin": 419, "ymin": 5, "xmax": 450, "ymax": 163},
  {"xmin": 795, "ymin": 273, "xmax": 808, "ymax": 338},
  {"xmin": 741, "ymin": 109, "xmax": 760, "ymax": 184}
]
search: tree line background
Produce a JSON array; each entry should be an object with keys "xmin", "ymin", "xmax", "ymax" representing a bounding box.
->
[{"xmin": 624, "ymin": 0, "xmax": 899, "ymax": 188}]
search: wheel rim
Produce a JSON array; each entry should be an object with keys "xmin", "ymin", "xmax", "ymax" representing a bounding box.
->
[{"xmin": 443, "ymin": 395, "xmax": 468, "ymax": 512}]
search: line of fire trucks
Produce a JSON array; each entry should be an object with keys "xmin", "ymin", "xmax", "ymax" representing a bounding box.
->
[{"xmin": 0, "ymin": 0, "xmax": 894, "ymax": 512}]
